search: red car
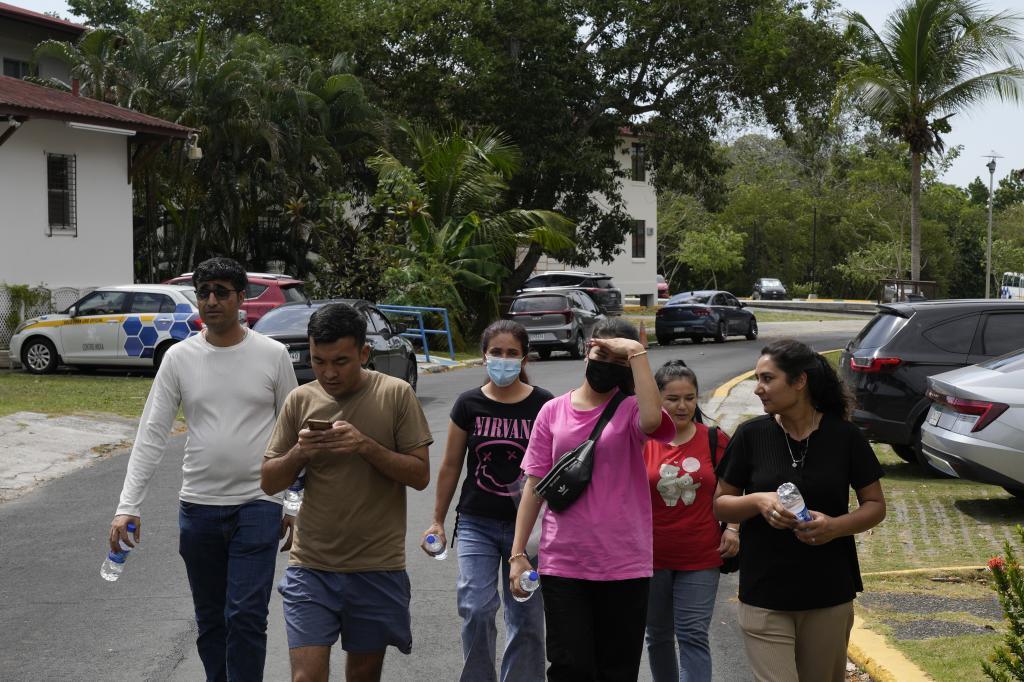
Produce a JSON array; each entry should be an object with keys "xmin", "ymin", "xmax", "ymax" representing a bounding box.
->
[{"xmin": 164, "ymin": 272, "xmax": 307, "ymax": 326}]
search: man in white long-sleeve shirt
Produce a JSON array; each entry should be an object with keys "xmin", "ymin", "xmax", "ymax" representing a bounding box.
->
[{"xmin": 108, "ymin": 257, "xmax": 298, "ymax": 682}]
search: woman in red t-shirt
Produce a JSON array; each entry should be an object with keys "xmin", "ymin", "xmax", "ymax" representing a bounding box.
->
[{"xmin": 643, "ymin": 359, "xmax": 739, "ymax": 682}]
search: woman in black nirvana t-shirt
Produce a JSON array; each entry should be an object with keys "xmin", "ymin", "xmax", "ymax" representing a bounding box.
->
[
  {"xmin": 714, "ymin": 339, "xmax": 886, "ymax": 682},
  {"xmin": 421, "ymin": 320, "xmax": 553, "ymax": 682}
]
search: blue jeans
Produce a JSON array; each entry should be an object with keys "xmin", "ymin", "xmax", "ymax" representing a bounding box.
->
[
  {"xmin": 178, "ymin": 500, "xmax": 281, "ymax": 682},
  {"xmin": 646, "ymin": 568, "xmax": 720, "ymax": 682},
  {"xmin": 456, "ymin": 513, "xmax": 545, "ymax": 682}
]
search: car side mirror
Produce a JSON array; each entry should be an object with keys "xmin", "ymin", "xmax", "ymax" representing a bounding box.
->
[
  {"xmin": 380, "ymin": 328, "xmax": 392, "ymax": 340},
  {"xmin": 68, "ymin": 305, "xmax": 78, "ymax": 318},
  {"xmin": 738, "ymin": 301, "xmax": 745, "ymax": 308}
]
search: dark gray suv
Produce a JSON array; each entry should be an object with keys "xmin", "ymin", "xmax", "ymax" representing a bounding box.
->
[
  {"xmin": 840, "ymin": 299, "xmax": 1024, "ymax": 467},
  {"xmin": 507, "ymin": 291, "xmax": 606, "ymax": 359},
  {"xmin": 520, "ymin": 271, "xmax": 623, "ymax": 316}
]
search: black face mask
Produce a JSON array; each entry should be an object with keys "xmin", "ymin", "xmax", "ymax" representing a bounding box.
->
[{"xmin": 586, "ymin": 359, "xmax": 634, "ymax": 394}]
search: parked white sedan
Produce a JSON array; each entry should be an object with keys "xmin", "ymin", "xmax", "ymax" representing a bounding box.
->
[
  {"xmin": 921, "ymin": 348, "xmax": 1024, "ymax": 496},
  {"xmin": 9, "ymin": 284, "xmax": 202, "ymax": 374}
]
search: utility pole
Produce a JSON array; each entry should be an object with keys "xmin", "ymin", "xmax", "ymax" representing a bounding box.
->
[
  {"xmin": 984, "ymin": 152, "xmax": 1002, "ymax": 298},
  {"xmin": 811, "ymin": 206, "xmax": 817, "ymax": 295}
]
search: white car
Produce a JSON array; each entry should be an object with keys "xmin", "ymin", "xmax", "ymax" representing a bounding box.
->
[{"xmin": 9, "ymin": 285, "xmax": 202, "ymax": 374}]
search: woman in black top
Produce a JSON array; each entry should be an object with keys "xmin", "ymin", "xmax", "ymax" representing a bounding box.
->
[
  {"xmin": 714, "ymin": 339, "xmax": 886, "ymax": 682},
  {"xmin": 421, "ymin": 320, "xmax": 553, "ymax": 682}
]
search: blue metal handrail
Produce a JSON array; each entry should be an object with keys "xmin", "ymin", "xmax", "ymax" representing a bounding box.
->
[{"xmin": 377, "ymin": 304, "xmax": 455, "ymax": 363}]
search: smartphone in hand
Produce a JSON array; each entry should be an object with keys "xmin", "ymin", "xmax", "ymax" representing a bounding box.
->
[{"xmin": 305, "ymin": 419, "xmax": 332, "ymax": 431}]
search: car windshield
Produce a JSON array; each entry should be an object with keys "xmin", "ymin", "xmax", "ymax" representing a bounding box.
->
[
  {"xmin": 281, "ymin": 284, "xmax": 307, "ymax": 303},
  {"xmin": 252, "ymin": 305, "xmax": 320, "ymax": 334},
  {"xmin": 980, "ymin": 348, "xmax": 1024, "ymax": 372},
  {"xmin": 511, "ymin": 296, "xmax": 567, "ymax": 312},
  {"xmin": 850, "ymin": 312, "xmax": 909, "ymax": 350},
  {"xmin": 761, "ymin": 279, "xmax": 782, "ymax": 287}
]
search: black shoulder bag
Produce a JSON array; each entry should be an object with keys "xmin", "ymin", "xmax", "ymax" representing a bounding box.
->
[
  {"xmin": 709, "ymin": 426, "xmax": 740, "ymax": 574},
  {"xmin": 535, "ymin": 392, "xmax": 627, "ymax": 513}
]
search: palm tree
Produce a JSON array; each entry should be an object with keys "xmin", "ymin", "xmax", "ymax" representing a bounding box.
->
[
  {"xmin": 837, "ymin": 0, "xmax": 1024, "ymax": 282},
  {"xmin": 370, "ymin": 122, "xmax": 575, "ymax": 319}
]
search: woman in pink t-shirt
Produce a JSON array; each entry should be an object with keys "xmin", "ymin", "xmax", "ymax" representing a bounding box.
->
[
  {"xmin": 509, "ymin": 318, "xmax": 675, "ymax": 681},
  {"xmin": 643, "ymin": 360, "xmax": 738, "ymax": 682}
]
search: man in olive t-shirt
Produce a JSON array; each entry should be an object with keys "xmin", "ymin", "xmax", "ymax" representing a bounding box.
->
[{"xmin": 261, "ymin": 303, "xmax": 432, "ymax": 682}]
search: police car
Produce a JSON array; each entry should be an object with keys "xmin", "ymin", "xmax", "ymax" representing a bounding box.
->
[{"xmin": 9, "ymin": 285, "xmax": 203, "ymax": 374}]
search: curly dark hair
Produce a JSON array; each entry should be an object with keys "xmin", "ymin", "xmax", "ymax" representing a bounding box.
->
[
  {"xmin": 192, "ymin": 257, "xmax": 247, "ymax": 292},
  {"xmin": 760, "ymin": 339, "xmax": 853, "ymax": 420}
]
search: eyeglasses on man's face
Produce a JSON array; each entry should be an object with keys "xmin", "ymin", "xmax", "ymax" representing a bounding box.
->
[{"xmin": 195, "ymin": 286, "xmax": 241, "ymax": 301}]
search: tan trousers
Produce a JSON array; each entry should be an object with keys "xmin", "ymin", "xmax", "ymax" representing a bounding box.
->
[{"xmin": 737, "ymin": 600, "xmax": 854, "ymax": 682}]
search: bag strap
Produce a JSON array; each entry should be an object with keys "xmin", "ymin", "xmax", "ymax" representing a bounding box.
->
[
  {"xmin": 708, "ymin": 426, "xmax": 720, "ymax": 469},
  {"xmin": 587, "ymin": 392, "xmax": 627, "ymax": 443}
]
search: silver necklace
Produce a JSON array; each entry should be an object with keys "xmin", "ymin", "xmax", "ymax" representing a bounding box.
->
[{"xmin": 780, "ymin": 414, "xmax": 819, "ymax": 468}]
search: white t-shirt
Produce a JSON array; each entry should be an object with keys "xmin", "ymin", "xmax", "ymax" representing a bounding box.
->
[{"xmin": 116, "ymin": 328, "xmax": 298, "ymax": 516}]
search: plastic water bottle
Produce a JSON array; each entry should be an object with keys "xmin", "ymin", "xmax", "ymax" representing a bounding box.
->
[
  {"xmin": 776, "ymin": 482, "xmax": 813, "ymax": 523},
  {"xmin": 284, "ymin": 469, "xmax": 305, "ymax": 513},
  {"xmin": 423, "ymin": 533, "xmax": 447, "ymax": 560},
  {"xmin": 514, "ymin": 570, "xmax": 540, "ymax": 602},
  {"xmin": 101, "ymin": 522, "xmax": 137, "ymax": 582}
]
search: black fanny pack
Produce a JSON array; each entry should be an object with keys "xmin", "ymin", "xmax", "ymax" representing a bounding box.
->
[{"xmin": 535, "ymin": 392, "xmax": 626, "ymax": 513}]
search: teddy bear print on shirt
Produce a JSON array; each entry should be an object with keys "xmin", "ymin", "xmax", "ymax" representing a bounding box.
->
[{"xmin": 656, "ymin": 456, "xmax": 702, "ymax": 507}]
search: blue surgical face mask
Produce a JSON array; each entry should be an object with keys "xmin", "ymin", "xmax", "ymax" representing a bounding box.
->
[{"xmin": 486, "ymin": 356, "xmax": 522, "ymax": 387}]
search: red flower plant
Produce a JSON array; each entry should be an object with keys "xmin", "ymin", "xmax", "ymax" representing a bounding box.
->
[{"xmin": 989, "ymin": 556, "xmax": 1007, "ymax": 572}]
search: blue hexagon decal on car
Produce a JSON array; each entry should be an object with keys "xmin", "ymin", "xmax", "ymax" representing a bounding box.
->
[
  {"xmin": 140, "ymin": 347, "xmax": 154, "ymax": 359},
  {"xmin": 154, "ymin": 316, "xmax": 173, "ymax": 331},
  {"xmin": 139, "ymin": 326, "xmax": 159, "ymax": 347},
  {"xmin": 170, "ymin": 321, "xmax": 191, "ymax": 340},
  {"xmin": 122, "ymin": 316, "xmax": 143, "ymax": 336},
  {"xmin": 175, "ymin": 303, "xmax": 193, "ymax": 314},
  {"xmin": 124, "ymin": 337, "xmax": 144, "ymax": 356}
]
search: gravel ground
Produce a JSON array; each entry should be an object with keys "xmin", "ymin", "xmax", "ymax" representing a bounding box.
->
[
  {"xmin": 858, "ymin": 592, "xmax": 1002, "ymax": 620},
  {"xmin": 885, "ymin": 618, "xmax": 996, "ymax": 640}
]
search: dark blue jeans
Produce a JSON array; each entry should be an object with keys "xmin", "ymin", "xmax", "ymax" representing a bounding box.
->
[{"xmin": 178, "ymin": 499, "xmax": 281, "ymax": 682}]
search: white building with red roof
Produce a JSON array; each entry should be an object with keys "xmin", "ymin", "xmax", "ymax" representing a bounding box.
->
[{"xmin": 0, "ymin": 3, "xmax": 190, "ymax": 292}]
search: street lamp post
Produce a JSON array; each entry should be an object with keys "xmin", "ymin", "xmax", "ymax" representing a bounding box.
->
[{"xmin": 985, "ymin": 154, "xmax": 1000, "ymax": 298}]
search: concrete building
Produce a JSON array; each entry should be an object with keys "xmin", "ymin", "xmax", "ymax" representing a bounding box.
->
[
  {"xmin": 0, "ymin": 5, "xmax": 190, "ymax": 290},
  {"xmin": 532, "ymin": 129, "xmax": 659, "ymax": 306},
  {"xmin": 0, "ymin": 1, "xmax": 83, "ymax": 82}
]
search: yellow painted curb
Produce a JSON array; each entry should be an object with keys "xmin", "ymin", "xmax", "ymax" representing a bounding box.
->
[
  {"xmin": 849, "ymin": 615, "xmax": 932, "ymax": 681},
  {"xmin": 711, "ymin": 369, "xmax": 755, "ymax": 399},
  {"xmin": 863, "ymin": 565, "xmax": 986, "ymax": 577}
]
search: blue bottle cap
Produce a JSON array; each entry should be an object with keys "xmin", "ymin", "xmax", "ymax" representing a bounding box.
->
[
  {"xmin": 528, "ymin": 571, "xmax": 538, "ymax": 580},
  {"xmin": 107, "ymin": 551, "xmax": 127, "ymax": 563},
  {"xmin": 127, "ymin": 522, "xmax": 137, "ymax": 533},
  {"xmin": 426, "ymin": 534, "xmax": 437, "ymax": 543}
]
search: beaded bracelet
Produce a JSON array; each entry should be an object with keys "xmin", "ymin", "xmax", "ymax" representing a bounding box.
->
[{"xmin": 508, "ymin": 552, "xmax": 529, "ymax": 563}]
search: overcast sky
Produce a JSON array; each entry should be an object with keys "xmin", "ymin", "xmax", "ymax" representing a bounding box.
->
[{"xmin": 15, "ymin": 0, "xmax": 1024, "ymax": 190}]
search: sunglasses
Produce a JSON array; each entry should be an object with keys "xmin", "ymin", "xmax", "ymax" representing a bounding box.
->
[{"xmin": 195, "ymin": 286, "xmax": 241, "ymax": 301}]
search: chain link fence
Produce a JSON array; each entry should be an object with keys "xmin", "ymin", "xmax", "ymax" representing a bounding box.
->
[{"xmin": 0, "ymin": 286, "xmax": 92, "ymax": 350}]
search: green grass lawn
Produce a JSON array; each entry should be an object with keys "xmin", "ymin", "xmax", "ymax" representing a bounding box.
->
[{"xmin": 0, "ymin": 371, "xmax": 154, "ymax": 418}]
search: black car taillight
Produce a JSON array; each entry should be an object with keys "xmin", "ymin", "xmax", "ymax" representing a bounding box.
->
[
  {"xmin": 927, "ymin": 388, "xmax": 1008, "ymax": 432},
  {"xmin": 849, "ymin": 356, "xmax": 901, "ymax": 373}
]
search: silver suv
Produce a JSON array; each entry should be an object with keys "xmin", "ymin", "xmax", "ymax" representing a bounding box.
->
[
  {"xmin": 520, "ymin": 271, "xmax": 623, "ymax": 316},
  {"xmin": 507, "ymin": 291, "xmax": 606, "ymax": 360}
]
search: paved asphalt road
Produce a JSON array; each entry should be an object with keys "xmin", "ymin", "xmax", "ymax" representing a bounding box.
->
[{"xmin": 0, "ymin": 325, "xmax": 859, "ymax": 681}]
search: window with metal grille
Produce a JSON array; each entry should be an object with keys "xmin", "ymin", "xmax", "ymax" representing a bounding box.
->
[
  {"xmin": 2, "ymin": 58, "xmax": 29, "ymax": 79},
  {"xmin": 47, "ymin": 153, "xmax": 77, "ymax": 236},
  {"xmin": 631, "ymin": 219, "xmax": 646, "ymax": 258},
  {"xmin": 631, "ymin": 143, "xmax": 646, "ymax": 182}
]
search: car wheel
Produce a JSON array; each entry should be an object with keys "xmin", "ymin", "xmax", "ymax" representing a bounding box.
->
[
  {"xmin": 891, "ymin": 444, "xmax": 918, "ymax": 464},
  {"xmin": 714, "ymin": 321, "xmax": 727, "ymax": 343},
  {"xmin": 405, "ymin": 357, "xmax": 418, "ymax": 392},
  {"xmin": 537, "ymin": 348, "xmax": 552, "ymax": 360},
  {"xmin": 153, "ymin": 341, "xmax": 175, "ymax": 371},
  {"xmin": 745, "ymin": 319, "xmax": 758, "ymax": 340},
  {"xmin": 656, "ymin": 335, "xmax": 672, "ymax": 347},
  {"xmin": 569, "ymin": 333, "xmax": 585, "ymax": 359},
  {"xmin": 21, "ymin": 337, "xmax": 58, "ymax": 374}
]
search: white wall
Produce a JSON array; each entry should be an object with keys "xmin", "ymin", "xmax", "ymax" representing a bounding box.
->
[
  {"xmin": 0, "ymin": 118, "xmax": 134, "ymax": 289},
  {"xmin": 532, "ymin": 136, "xmax": 659, "ymax": 304}
]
